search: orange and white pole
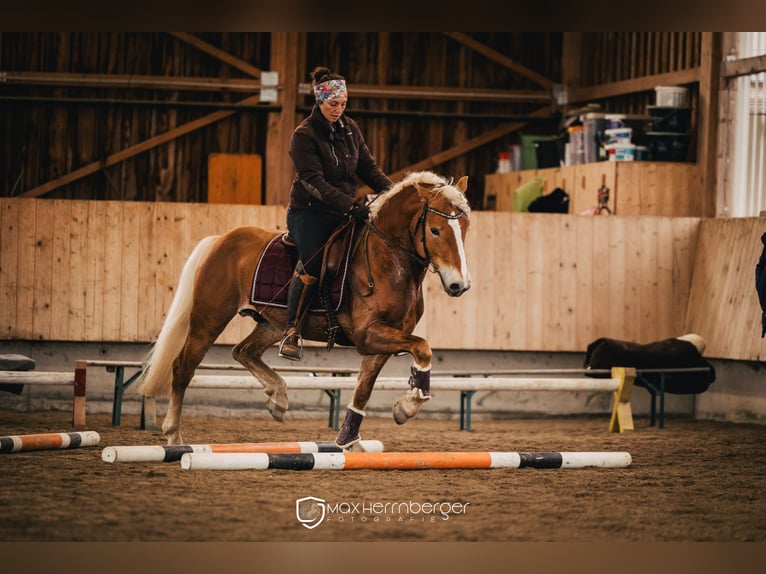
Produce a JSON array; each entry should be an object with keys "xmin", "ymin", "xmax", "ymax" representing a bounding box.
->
[
  {"xmin": 0, "ymin": 431, "xmax": 100, "ymax": 453},
  {"xmin": 101, "ymin": 439, "xmax": 384, "ymax": 463},
  {"xmin": 180, "ymin": 451, "xmax": 632, "ymax": 471}
]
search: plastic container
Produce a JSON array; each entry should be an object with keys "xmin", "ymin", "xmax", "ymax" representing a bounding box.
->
[
  {"xmin": 605, "ymin": 114, "xmax": 626, "ymax": 129},
  {"xmin": 647, "ymin": 132, "xmax": 691, "ymax": 162},
  {"xmin": 606, "ymin": 143, "xmax": 636, "ymax": 162},
  {"xmin": 496, "ymin": 151, "xmax": 511, "ymax": 173},
  {"xmin": 582, "ymin": 114, "xmax": 607, "ymax": 163},
  {"xmin": 604, "ymin": 127, "xmax": 632, "ymax": 145},
  {"xmin": 655, "ymin": 86, "xmax": 689, "ymax": 108},
  {"xmin": 566, "ymin": 126, "xmax": 585, "ymax": 165},
  {"xmin": 510, "ymin": 144, "xmax": 522, "ymax": 171},
  {"xmin": 648, "ymin": 106, "xmax": 692, "ymax": 133},
  {"xmin": 520, "ymin": 134, "xmax": 554, "ymax": 170}
]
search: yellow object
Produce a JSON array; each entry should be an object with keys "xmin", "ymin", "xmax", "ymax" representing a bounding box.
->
[{"xmin": 512, "ymin": 175, "xmax": 544, "ymax": 212}]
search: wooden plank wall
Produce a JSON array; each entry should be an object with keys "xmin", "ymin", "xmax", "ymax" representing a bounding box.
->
[
  {"xmin": 0, "ymin": 198, "xmax": 286, "ymax": 346},
  {"xmin": 2, "ymin": 198, "xmax": 711, "ymax": 356},
  {"xmin": 417, "ymin": 212, "xmax": 700, "ymax": 352},
  {"xmin": 685, "ymin": 217, "xmax": 766, "ymax": 361},
  {"xmin": 485, "ymin": 162, "xmax": 700, "ymax": 217}
]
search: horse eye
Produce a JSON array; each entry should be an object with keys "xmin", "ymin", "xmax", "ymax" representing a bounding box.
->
[{"xmin": 430, "ymin": 227, "xmax": 440, "ymax": 237}]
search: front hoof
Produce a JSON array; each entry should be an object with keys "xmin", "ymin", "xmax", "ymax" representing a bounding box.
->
[
  {"xmin": 266, "ymin": 397, "xmax": 287, "ymax": 422},
  {"xmin": 392, "ymin": 400, "xmax": 411, "ymax": 425},
  {"xmin": 165, "ymin": 433, "xmax": 183, "ymax": 446},
  {"xmin": 343, "ymin": 440, "xmax": 366, "ymax": 452}
]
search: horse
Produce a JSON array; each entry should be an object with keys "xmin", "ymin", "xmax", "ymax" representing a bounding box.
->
[{"xmin": 136, "ymin": 170, "xmax": 472, "ymax": 448}]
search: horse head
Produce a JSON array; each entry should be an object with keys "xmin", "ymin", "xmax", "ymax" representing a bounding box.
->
[{"xmin": 411, "ymin": 174, "xmax": 472, "ymax": 297}]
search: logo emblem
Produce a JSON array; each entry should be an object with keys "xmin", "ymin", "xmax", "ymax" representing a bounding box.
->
[{"xmin": 296, "ymin": 496, "xmax": 326, "ymax": 529}]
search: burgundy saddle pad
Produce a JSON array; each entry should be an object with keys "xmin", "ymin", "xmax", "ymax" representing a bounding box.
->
[{"xmin": 248, "ymin": 231, "xmax": 353, "ymax": 313}]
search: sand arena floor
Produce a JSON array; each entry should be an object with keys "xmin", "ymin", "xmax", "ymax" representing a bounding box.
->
[{"xmin": 1, "ymin": 408, "xmax": 765, "ymax": 542}]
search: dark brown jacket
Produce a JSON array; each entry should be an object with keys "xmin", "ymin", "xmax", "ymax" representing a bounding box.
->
[{"xmin": 288, "ymin": 106, "xmax": 392, "ymax": 213}]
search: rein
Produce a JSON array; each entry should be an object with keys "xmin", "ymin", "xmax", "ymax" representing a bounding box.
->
[{"xmin": 359, "ymin": 199, "xmax": 466, "ymax": 296}]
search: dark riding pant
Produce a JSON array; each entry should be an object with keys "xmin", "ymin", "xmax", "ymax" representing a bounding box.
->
[{"xmin": 286, "ymin": 207, "xmax": 346, "ymax": 278}]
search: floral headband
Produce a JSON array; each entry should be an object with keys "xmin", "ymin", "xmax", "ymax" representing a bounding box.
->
[{"xmin": 314, "ymin": 79, "xmax": 347, "ymax": 104}]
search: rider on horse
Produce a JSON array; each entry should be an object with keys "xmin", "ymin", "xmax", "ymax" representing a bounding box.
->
[{"xmin": 279, "ymin": 66, "xmax": 393, "ymax": 360}]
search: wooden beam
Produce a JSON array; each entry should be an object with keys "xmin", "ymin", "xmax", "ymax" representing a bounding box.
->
[
  {"xmin": 167, "ymin": 32, "xmax": 262, "ymax": 79},
  {"xmin": 721, "ymin": 54, "xmax": 766, "ymax": 78},
  {"xmin": 697, "ymin": 32, "xmax": 722, "ymax": 218},
  {"xmin": 19, "ymin": 94, "xmax": 262, "ymax": 199},
  {"xmin": 3, "ymin": 71, "xmax": 263, "ymax": 92},
  {"xmin": 265, "ymin": 32, "xmax": 303, "ymax": 206},
  {"xmin": 367, "ymin": 105, "xmax": 554, "ymax": 189},
  {"xmin": 561, "ymin": 33, "xmax": 583, "ymax": 91},
  {"xmin": 442, "ymin": 32, "xmax": 556, "ymax": 91},
  {"xmin": 717, "ymin": 33, "xmax": 740, "ymax": 216},
  {"xmin": 317, "ymin": 83, "xmax": 551, "ymax": 104},
  {"xmin": 569, "ymin": 68, "xmax": 700, "ymax": 103}
]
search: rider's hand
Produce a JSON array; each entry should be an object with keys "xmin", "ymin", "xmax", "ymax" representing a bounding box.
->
[{"xmin": 348, "ymin": 201, "xmax": 371, "ymax": 222}]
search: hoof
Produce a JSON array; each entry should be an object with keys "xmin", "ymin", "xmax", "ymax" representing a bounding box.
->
[
  {"xmin": 393, "ymin": 389, "xmax": 431, "ymax": 425},
  {"xmin": 165, "ymin": 433, "xmax": 183, "ymax": 446},
  {"xmin": 392, "ymin": 399, "xmax": 411, "ymax": 425},
  {"xmin": 343, "ymin": 440, "xmax": 366, "ymax": 452},
  {"xmin": 266, "ymin": 397, "xmax": 288, "ymax": 422}
]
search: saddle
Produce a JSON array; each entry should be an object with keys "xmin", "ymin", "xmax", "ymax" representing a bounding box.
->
[{"xmin": 247, "ymin": 223, "xmax": 357, "ymax": 346}]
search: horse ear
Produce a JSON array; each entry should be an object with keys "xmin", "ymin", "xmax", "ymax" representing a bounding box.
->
[
  {"xmin": 415, "ymin": 183, "xmax": 432, "ymax": 200},
  {"xmin": 456, "ymin": 176, "xmax": 469, "ymax": 193}
]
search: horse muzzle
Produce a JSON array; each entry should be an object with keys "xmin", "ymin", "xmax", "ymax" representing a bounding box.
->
[{"xmin": 440, "ymin": 270, "xmax": 471, "ymax": 297}]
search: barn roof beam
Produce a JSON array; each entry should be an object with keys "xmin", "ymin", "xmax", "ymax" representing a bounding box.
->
[
  {"xmin": 1, "ymin": 71, "xmax": 267, "ymax": 92},
  {"xmin": 298, "ymin": 82, "xmax": 551, "ymax": 104},
  {"xmin": 442, "ymin": 32, "xmax": 556, "ymax": 92},
  {"xmin": 19, "ymin": 93, "xmax": 262, "ymax": 199},
  {"xmin": 166, "ymin": 32, "xmax": 263, "ymax": 79},
  {"xmin": 721, "ymin": 54, "xmax": 766, "ymax": 78},
  {"xmin": 357, "ymin": 105, "xmax": 554, "ymax": 195},
  {"xmin": 567, "ymin": 68, "xmax": 700, "ymax": 103}
]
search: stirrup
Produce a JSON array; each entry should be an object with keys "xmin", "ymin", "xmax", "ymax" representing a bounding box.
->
[{"xmin": 278, "ymin": 330, "xmax": 303, "ymax": 361}]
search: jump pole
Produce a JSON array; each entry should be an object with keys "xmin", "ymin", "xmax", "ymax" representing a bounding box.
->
[
  {"xmin": 180, "ymin": 451, "xmax": 632, "ymax": 471},
  {"xmin": 101, "ymin": 439, "xmax": 384, "ymax": 463},
  {"xmin": 0, "ymin": 431, "xmax": 101, "ymax": 453}
]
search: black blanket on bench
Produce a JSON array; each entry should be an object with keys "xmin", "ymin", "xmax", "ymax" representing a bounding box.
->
[
  {"xmin": 583, "ymin": 337, "xmax": 716, "ymax": 394},
  {"xmin": 0, "ymin": 354, "xmax": 36, "ymax": 395}
]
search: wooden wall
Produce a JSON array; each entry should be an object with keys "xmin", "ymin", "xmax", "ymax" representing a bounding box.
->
[
  {"xmin": 685, "ymin": 217, "xmax": 766, "ymax": 361},
  {"xmin": 2, "ymin": 197, "xmax": 710, "ymax": 357}
]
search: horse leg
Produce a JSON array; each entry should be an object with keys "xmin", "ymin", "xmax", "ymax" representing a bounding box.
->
[
  {"xmin": 163, "ymin": 290, "xmax": 239, "ymax": 445},
  {"xmin": 355, "ymin": 322, "xmax": 433, "ymax": 425},
  {"xmin": 232, "ymin": 323, "xmax": 288, "ymax": 421},
  {"xmin": 162, "ymin": 323, "xmax": 222, "ymax": 445},
  {"xmin": 335, "ymin": 354, "xmax": 390, "ymax": 449}
]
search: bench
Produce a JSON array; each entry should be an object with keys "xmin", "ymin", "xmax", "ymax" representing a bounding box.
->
[
  {"xmin": 0, "ymin": 360, "xmax": 87, "ymax": 428},
  {"xmin": 80, "ymin": 359, "xmax": 713, "ymax": 433},
  {"xmin": 83, "ymin": 360, "xmax": 641, "ymax": 433}
]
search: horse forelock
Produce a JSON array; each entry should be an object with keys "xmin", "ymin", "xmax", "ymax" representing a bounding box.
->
[{"xmin": 370, "ymin": 171, "xmax": 470, "ymax": 219}]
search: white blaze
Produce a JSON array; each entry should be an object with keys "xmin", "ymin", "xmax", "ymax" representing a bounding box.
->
[{"xmin": 448, "ymin": 216, "xmax": 470, "ymax": 283}]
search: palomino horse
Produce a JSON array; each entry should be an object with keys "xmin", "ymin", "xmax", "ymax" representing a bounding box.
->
[{"xmin": 136, "ymin": 171, "xmax": 472, "ymax": 448}]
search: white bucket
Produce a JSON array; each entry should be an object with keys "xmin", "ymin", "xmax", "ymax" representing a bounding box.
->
[
  {"xmin": 606, "ymin": 144, "xmax": 636, "ymax": 162},
  {"xmin": 655, "ymin": 86, "xmax": 689, "ymax": 108},
  {"xmin": 604, "ymin": 127, "xmax": 632, "ymax": 145}
]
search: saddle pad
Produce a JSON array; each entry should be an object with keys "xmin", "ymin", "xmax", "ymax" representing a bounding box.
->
[{"xmin": 249, "ymin": 232, "xmax": 352, "ymax": 314}]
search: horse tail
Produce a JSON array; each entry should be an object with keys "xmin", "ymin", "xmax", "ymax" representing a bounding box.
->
[{"xmin": 137, "ymin": 235, "xmax": 219, "ymax": 397}]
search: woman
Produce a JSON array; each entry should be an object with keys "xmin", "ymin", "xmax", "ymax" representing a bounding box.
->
[{"xmin": 279, "ymin": 66, "xmax": 394, "ymax": 360}]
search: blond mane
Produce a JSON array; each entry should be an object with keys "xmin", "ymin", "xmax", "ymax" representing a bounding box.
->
[{"xmin": 369, "ymin": 171, "xmax": 471, "ymax": 219}]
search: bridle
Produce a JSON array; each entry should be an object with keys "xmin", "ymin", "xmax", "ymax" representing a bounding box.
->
[{"xmin": 359, "ymin": 195, "xmax": 467, "ymax": 295}]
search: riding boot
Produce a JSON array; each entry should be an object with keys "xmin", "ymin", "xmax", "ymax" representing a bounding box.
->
[{"xmin": 278, "ymin": 272, "xmax": 318, "ymax": 361}]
